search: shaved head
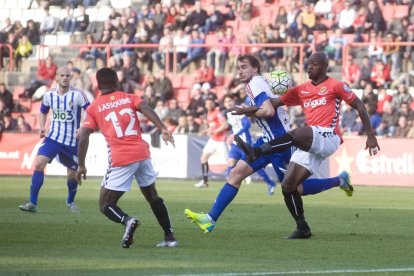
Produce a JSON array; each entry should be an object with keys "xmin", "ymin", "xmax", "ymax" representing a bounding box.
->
[
  {"xmin": 57, "ymin": 66, "xmax": 71, "ymax": 76},
  {"xmin": 309, "ymin": 52, "xmax": 329, "ymax": 67},
  {"xmin": 56, "ymin": 66, "xmax": 72, "ymax": 89},
  {"xmin": 307, "ymin": 52, "xmax": 329, "ymax": 83}
]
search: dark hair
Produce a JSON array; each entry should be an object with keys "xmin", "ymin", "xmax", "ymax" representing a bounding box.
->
[
  {"xmin": 237, "ymin": 54, "xmax": 261, "ymax": 74},
  {"xmin": 96, "ymin": 68, "xmax": 118, "ymax": 90}
]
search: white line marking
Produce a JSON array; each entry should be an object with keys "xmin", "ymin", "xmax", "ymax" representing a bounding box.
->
[{"xmin": 161, "ymin": 268, "xmax": 414, "ymax": 276}]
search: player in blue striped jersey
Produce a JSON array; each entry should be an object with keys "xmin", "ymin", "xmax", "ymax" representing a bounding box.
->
[
  {"xmin": 223, "ymin": 94, "xmax": 276, "ymax": 195},
  {"xmin": 19, "ymin": 67, "xmax": 90, "ymax": 213}
]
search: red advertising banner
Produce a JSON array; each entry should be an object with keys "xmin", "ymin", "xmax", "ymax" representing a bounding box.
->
[
  {"xmin": 0, "ymin": 133, "xmax": 42, "ymax": 175},
  {"xmin": 329, "ymin": 137, "xmax": 414, "ymax": 187}
]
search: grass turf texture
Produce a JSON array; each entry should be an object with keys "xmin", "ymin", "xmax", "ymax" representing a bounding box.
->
[{"xmin": 1, "ymin": 176, "xmax": 413, "ymax": 276}]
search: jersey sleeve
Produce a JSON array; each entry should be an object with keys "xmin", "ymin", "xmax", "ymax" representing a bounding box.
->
[
  {"xmin": 335, "ymin": 81, "xmax": 356, "ymax": 104},
  {"xmin": 280, "ymin": 86, "xmax": 301, "ymax": 106},
  {"xmin": 132, "ymin": 95, "xmax": 143, "ymax": 110},
  {"xmin": 247, "ymin": 77, "xmax": 270, "ymax": 107},
  {"xmin": 82, "ymin": 105, "xmax": 98, "ymax": 131},
  {"xmin": 79, "ymin": 91, "xmax": 91, "ymax": 110}
]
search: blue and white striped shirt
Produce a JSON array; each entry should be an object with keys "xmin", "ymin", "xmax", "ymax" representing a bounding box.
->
[{"xmin": 40, "ymin": 86, "xmax": 90, "ymax": 147}]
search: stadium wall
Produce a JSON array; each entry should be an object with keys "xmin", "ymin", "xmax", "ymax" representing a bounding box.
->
[{"xmin": 0, "ymin": 133, "xmax": 413, "ymax": 187}]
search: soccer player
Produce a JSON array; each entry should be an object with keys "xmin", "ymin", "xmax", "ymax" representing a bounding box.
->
[
  {"xmin": 184, "ymin": 55, "xmax": 353, "ymax": 235},
  {"xmin": 19, "ymin": 67, "xmax": 90, "ymax": 213},
  {"xmin": 194, "ymin": 96, "xmax": 229, "ymax": 188},
  {"xmin": 233, "ymin": 52, "xmax": 380, "ymax": 239},
  {"xmin": 223, "ymin": 94, "xmax": 276, "ymax": 195},
  {"xmin": 75, "ymin": 68, "xmax": 177, "ymax": 248}
]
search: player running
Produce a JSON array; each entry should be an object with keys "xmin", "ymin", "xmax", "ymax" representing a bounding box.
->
[
  {"xmin": 234, "ymin": 52, "xmax": 380, "ymax": 239},
  {"xmin": 223, "ymin": 94, "xmax": 276, "ymax": 195},
  {"xmin": 19, "ymin": 67, "xmax": 90, "ymax": 213},
  {"xmin": 76, "ymin": 68, "xmax": 177, "ymax": 248}
]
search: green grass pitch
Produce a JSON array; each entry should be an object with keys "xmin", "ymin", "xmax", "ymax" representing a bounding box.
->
[{"xmin": 1, "ymin": 176, "xmax": 414, "ymax": 276}]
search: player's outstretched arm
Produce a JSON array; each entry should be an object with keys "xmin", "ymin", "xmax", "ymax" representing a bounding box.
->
[
  {"xmin": 226, "ymin": 105, "xmax": 260, "ymax": 116},
  {"xmin": 138, "ymin": 101, "xmax": 175, "ymax": 147},
  {"xmin": 269, "ymin": 97, "xmax": 285, "ymax": 109},
  {"xmin": 76, "ymin": 127, "xmax": 94, "ymax": 184},
  {"xmin": 349, "ymin": 97, "xmax": 380, "ymax": 156}
]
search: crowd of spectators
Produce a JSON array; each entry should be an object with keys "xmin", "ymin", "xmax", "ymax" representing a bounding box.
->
[{"xmin": 0, "ymin": 0, "xmax": 414, "ymax": 139}]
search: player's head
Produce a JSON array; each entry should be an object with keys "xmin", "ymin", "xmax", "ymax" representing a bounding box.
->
[
  {"xmin": 307, "ymin": 52, "xmax": 329, "ymax": 81},
  {"xmin": 236, "ymin": 55, "xmax": 261, "ymax": 83},
  {"xmin": 56, "ymin": 67, "xmax": 72, "ymax": 89},
  {"xmin": 223, "ymin": 94, "xmax": 236, "ymax": 109},
  {"xmin": 96, "ymin": 67, "xmax": 119, "ymax": 94}
]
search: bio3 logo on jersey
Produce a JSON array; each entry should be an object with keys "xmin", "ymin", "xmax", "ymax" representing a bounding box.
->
[
  {"xmin": 53, "ymin": 109, "xmax": 74, "ymax": 122},
  {"xmin": 303, "ymin": 97, "xmax": 327, "ymax": 108}
]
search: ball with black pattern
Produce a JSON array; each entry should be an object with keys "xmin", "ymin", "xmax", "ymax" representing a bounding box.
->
[{"xmin": 267, "ymin": 70, "xmax": 293, "ymax": 96}]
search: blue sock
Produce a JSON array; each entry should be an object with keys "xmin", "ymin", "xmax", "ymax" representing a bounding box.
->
[
  {"xmin": 208, "ymin": 183, "xmax": 239, "ymax": 222},
  {"xmin": 302, "ymin": 177, "xmax": 340, "ymax": 196},
  {"xmin": 30, "ymin": 170, "xmax": 44, "ymax": 205},
  {"xmin": 256, "ymin": 168, "xmax": 275, "ymax": 186},
  {"xmin": 67, "ymin": 179, "xmax": 78, "ymax": 204}
]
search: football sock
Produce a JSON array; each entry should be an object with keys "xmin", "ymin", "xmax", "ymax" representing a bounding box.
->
[
  {"xmin": 66, "ymin": 179, "xmax": 78, "ymax": 204},
  {"xmin": 259, "ymin": 133, "xmax": 295, "ymax": 155},
  {"xmin": 103, "ymin": 203, "xmax": 128, "ymax": 224},
  {"xmin": 283, "ymin": 190, "xmax": 306, "ymax": 225},
  {"xmin": 302, "ymin": 177, "xmax": 341, "ymax": 196},
  {"xmin": 30, "ymin": 170, "xmax": 44, "ymax": 205},
  {"xmin": 208, "ymin": 183, "xmax": 238, "ymax": 221},
  {"xmin": 150, "ymin": 197, "xmax": 173, "ymax": 236},
  {"xmin": 202, "ymin": 162, "xmax": 209, "ymax": 183},
  {"xmin": 256, "ymin": 168, "xmax": 274, "ymax": 186}
]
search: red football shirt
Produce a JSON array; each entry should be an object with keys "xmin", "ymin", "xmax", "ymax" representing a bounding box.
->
[
  {"xmin": 281, "ymin": 77, "xmax": 357, "ymax": 141},
  {"xmin": 83, "ymin": 91, "xmax": 150, "ymax": 167},
  {"xmin": 207, "ymin": 107, "xmax": 227, "ymax": 142}
]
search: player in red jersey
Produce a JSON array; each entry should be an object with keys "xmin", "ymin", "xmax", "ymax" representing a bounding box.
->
[
  {"xmin": 194, "ymin": 96, "xmax": 229, "ymax": 188},
  {"xmin": 75, "ymin": 68, "xmax": 177, "ymax": 248},
  {"xmin": 232, "ymin": 52, "xmax": 380, "ymax": 239}
]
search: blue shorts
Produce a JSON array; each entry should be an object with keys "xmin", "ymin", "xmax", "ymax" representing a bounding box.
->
[
  {"xmin": 228, "ymin": 144, "xmax": 245, "ymax": 160},
  {"xmin": 38, "ymin": 138, "xmax": 78, "ymax": 170},
  {"xmin": 244, "ymin": 137, "xmax": 292, "ymax": 182}
]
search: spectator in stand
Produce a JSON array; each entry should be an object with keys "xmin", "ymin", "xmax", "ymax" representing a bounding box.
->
[
  {"xmin": 118, "ymin": 16, "xmax": 135, "ymax": 40},
  {"xmin": 11, "ymin": 20, "xmax": 25, "ymax": 38},
  {"xmin": 259, "ymin": 29, "xmax": 284, "ymax": 71},
  {"xmin": 327, "ymin": 28, "xmax": 347, "ymax": 65},
  {"xmin": 376, "ymin": 101, "xmax": 397, "ymax": 136},
  {"xmin": 193, "ymin": 59, "xmax": 215, "ymax": 90},
  {"xmin": 135, "ymin": 32, "xmax": 154, "ymax": 72},
  {"xmin": 0, "ymin": 99, "xmax": 10, "ymax": 119},
  {"xmin": 108, "ymin": 7, "xmax": 122, "ymax": 21},
  {"xmin": 383, "ymin": 33, "xmax": 401, "ymax": 77},
  {"xmin": 174, "ymin": 115, "xmax": 189, "ymax": 134},
  {"xmin": 376, "ymin": 87, "xmax": 393, "ymax": 115},
  {"xmin": 392, "ymin": 84, "xmax": 413, "ymax": 110},
  {"xmin": 14, "ymin": 34, "xmax": 33, "ymax": 70},
  {"xmin": 185, "ymin": 1, "xmax": 207, "ymax": 32},
  {"xmin": 406, "ymin": 119, "xmax": 414, "ymax": 138},
  {"xmin": 395, "ymin": 116, "xmax": 411, "ymax": 137},
  {"xmin": 364, "ymin": 0, "xmax": 386, "ymax": 36},
  {"xmin": 137, "ymin": 4, "xmax": 154, "ymax": 22},
  {"xmin": 203, "ymin": 4, "xmax": 226, "ymax": 34},
  {"xmin": 153, "ymin": 70, "xmax": 174, "ymax": 102},
  {"xmin": 207, "ymin": 27, "xmax": 234, "ymax": 75},
  {"xmin": 152, "ymin": 27, "xmax": 174, "ymax": 71},
  {"xmin": 337, "ymin": 1, "xmax": 356, "ymax": 34},
  {"xmin": 353, "ymin": 6, "xmax": 367, "ymax": 33},
  {"xmin": 370, "ymin": 59, "xmax": 391, "ymax": 88},
  {"xmin": 153, "ymin": 3, "xmax": 166, "ymax": 36},
  {"xmin": 165, "ymin": 98, "xmax": 185, "ymax": 123},
  {"xmin": 367, "ymin": 103, "xmax": 382, "ymax": 131},
  {"xmin": 165, "ymin": 6, "xmax": 178, "ymax": 29},
  {"xmin": 25, "ymin": 19, "xmax": 40, "ymax": 46},
  {"xmin": 3, "ymin": 114, "xmax": 17, "ymax": 131},
  {"xmin": 62, "ymin": 6, "xmax": 76, "ymax": 33},
  {"xmin": 122, "ymin": 53, "xmax": 140, "ymax": 87},
  {"xmin": 359, "ymin": 56, "xmax": 373, "ymax": 88},
  {"xmin": 274, "ymin": 6, "xmax": 288, "ymax": 28},
  {"xmin": 178, "ymin": 30, "xmax": 206, "ymax": 71},
  {"xmin": 173, "ymin": 28, "xmax": 190, "ymax": 65},
  {"xmin": 315, "ymin": 31, "xmax": 330, "ymax": 52},
  {"xmin": 299, "ymin": 3, "xmax": 316, "ymax": 30},
  {"xmin": 314, "ymin": 0, "xmax": 333, "ymax": 19},
  {"xmin": 70, "ymin": 67, "xmax": 92, "ymax": 94},
  {"xmin": 340, "ymin": 104, "xmax": 358, "ymax": 135},
  {"xmin": 40, "ymin": 8, "xmax": 59, "ymax": 34},
  {"xmin": 361, "ymin": 83, "xmax": 378, "ymax": 115},
  {"xmin": 142, "ymin": 85, "xmax": 158, "ymax": 109},
  {"xmin": 287, "ymin": 1, "xmax": 302, "ymax": 28},
  {"xmin": 1, "ymin": 32, "xmax": 18, "ymax": 69},
  {"xmin": 16, "ymin": 115, "xmax": 32, "ymax": 132},
  {"xmin": 0, "ymin": 83, "xmax": 13, "ymax": 114},
  {"xmin": 154, "ymin": 99, "xmax": 169, "ymax": 120},
  {"xmin": 0, "ymin": 17, "xmax": 12, "ymax": 35},
  {"xmin": 343, "ymin": 55, "xmax": 361, "ymax": 88},
  {"xmin": 146, "ymin": 17, "xmax": 161, "ymax": 43},
  {"xmin": 187, "ymin": 86, "xmax": 205, "ymax": 118},
  {"xmin": 396, "ymin": 102, "xmax": 414, "ymax": 121},
  {"xmin": 175, "ymin": 5, "xmax": 189, "ymax": 31},
  {"xmin": 116, "ymin": 70, "xmax": 135, "ymax": 94},
  {"xmin": 186, "ymin": 115, "xmax": 200, "ymax": 133}
]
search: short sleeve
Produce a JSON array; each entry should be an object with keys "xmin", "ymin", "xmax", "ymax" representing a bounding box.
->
[
  {"xmin": 280, "ymin": 86, "xmax": 301, "ymax": 107},
  {"xmin": 79, "ymin": 91, "xmax": 90, "ymax": 110},
  {"xmin": 82, "ymin": 106, "xmax": 98, "ymax": 130},
  {"xmin": 335, "ymin": 82, "xmax": 356, "ymax": 104},
  {"xmin": 133, "ymin": 95, "xmax": 143, "ymax": 110}
]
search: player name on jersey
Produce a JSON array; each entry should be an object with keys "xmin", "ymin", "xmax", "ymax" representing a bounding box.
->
[{"xmin": 97, "ymin": 98, "xmax": 132, "ymax": 112}]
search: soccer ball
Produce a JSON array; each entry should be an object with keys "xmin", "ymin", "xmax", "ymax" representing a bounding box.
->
[{"xmin": 267, "ymin": 70, "xmax": 293, "ymax": 96}]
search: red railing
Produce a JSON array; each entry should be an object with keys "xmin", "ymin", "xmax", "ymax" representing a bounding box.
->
[{"xmin": 0, "ymin": 43, "xmax": 15, "ymax": 71}]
